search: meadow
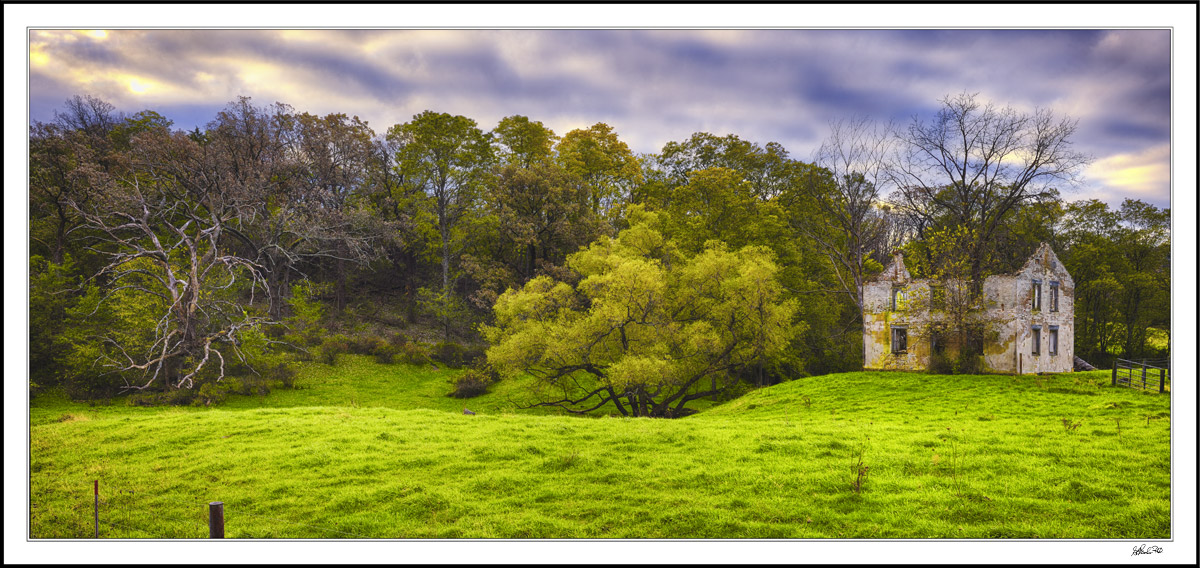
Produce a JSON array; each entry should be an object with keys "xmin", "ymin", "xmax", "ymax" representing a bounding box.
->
[{"xmin": 29, "ymin": 357, "xmax": 1172, "ymax": 539}]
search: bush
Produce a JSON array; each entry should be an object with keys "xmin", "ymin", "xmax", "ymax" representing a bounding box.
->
[
  {"xmin": 347, "ymin": 335, "xmax": 381, "ymax": 355},
  {"xmin": 432, "ymin": 341, "xmax": 467, "ymax": 368},
  {"xmin": 373, "ymin": 342, "xmax": 401, "ymax": 364},
  {"xmin": 128, "ymin": 387, "xmax": 198, "ymax": 407},
  {"xmin": 397, "ymin": 342, "xmax": 431, "ymax": 365},
  {"xmin": 928, "ymin": 352, "xmax": 955, "ymax": 375},
  {"xmin": 449, "ymin": 362, "xmax": 499, "ymax": 398},
  {"xmin": 319, "ymin": 334, "xmax": 351, "ymax": 365},
  {"xmin": 389, "ymin": 332, "xmax": 411, "ymax": 347},
  {"xmin": 449, "ymin": 373, "xmax": 489, "ymax": 398},
  {"xmin": 955, "ymin": 353, "xmax": 986, "ymax": 375},
  {"xmin": 462, "ymin": 344, "xmax": 488, "ymax": 367},
  {"xmin": 259, "ymin": 361, "xmax": 297, "ymax": 389}
]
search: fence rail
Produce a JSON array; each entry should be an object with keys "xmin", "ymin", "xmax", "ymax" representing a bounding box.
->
[{"xmin": 1112, "ymin": 358, "xmax": 1168, "ymax": 393}]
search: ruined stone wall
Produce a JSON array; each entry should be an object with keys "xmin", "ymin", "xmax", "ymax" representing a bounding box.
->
[
  {"xmin": 991, "ymin": 246, "xmax": 1075, "ymax": 374},
  {"xmin": 862, "ymin": 278, "xmax": 933, "ymax": 371},
  {"xmin": 863, "ymin": 244, "xmax": 1074, "ymax": 374}
]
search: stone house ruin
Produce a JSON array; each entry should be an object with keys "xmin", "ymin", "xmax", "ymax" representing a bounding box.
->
[{"xmin": 862, "ymin": 243, "xmax": 1074, "ymax": 374}]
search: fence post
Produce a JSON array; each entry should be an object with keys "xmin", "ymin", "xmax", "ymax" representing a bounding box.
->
[
  {"xmin": 209, "ymin": 502, "xmax": 224, "ymax": 538},
  {"xmin": 93, "ymin": 480, "xmax": 99, "ymax": 539},
  {"xmin": 1141, "ymin": 366, "xmax": 1146, "ymax": 390},
  {"xmin": 1111, "ymin": 362, "xmax": 1117, "ymax": 386},
  {"xmin": 1159, "ymin": 368, "xmax": 1166, "ymax": 393}
]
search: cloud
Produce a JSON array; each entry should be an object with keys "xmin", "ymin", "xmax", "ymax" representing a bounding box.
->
[
  {"xmin": 26, "ymin": 28, "xmax": 1171, "ymax": 208},
  {"xmin": 1085, "ymin": 144, "xmax": 1171, "ymax": 206}
]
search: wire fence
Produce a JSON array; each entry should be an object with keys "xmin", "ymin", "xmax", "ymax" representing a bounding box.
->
[
  {"xmin": 85, "ymin": 480, "xmax": 375, "ymax": 539},
  {"xmin": 1112, "ymin": 358, "xmax": 1169, "ymax": 393}
]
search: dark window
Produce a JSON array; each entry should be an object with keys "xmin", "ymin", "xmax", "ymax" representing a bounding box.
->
[
  {"xmin": 1049, "ymin": 326, "xmax": 1059, "ymax": 356},
  {"xmin": 930, "ymin": 285, "xmax": 945, "ymax": 310},
  {"xmin": 931, "ymin": 328, "xmax": 947, "ymax": 355},
  {"xmin": 1050, "ymin": 282, "xmax": 1059, "ymax": 312},
  {"xmin": 1031, "ymin": 326, "xmax": 1041, "ymax": 355},
  {"xmin": 891, "ymin": 326, "xmax": 908, "ymax": 354},
  {"xmin": 1031, "ymin": 279, "xmax": 1042, "ymax": 311}
]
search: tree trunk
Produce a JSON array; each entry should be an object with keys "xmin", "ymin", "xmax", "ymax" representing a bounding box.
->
[{"xmin": 335, "ymin": 255, "xmax": 347, "ymax": 314}]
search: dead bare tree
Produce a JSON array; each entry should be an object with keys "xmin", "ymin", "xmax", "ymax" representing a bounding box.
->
[{"xmin": 65, "ymin": 126, "xmax": 273, "ymax": 392}]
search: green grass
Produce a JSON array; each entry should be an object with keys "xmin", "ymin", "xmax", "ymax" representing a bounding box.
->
[{"xmin": 29, "ymin": 357, "xmax": 1171, "ymax": 539}]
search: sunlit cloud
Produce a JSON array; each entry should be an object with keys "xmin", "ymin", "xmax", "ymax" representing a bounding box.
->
[{"xmin": 1087, "ymin": 144, "xmax": 1171, "ymax": 200}]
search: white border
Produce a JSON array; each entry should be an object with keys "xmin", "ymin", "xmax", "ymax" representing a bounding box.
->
[{"xmin": 5, "ymin": 3, "xmax": 1196, "ymax": 565}]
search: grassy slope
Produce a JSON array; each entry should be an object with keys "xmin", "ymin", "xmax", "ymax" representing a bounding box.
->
[{"xmin": 29, "ymin": 358, "xmax": 1171, "ymax": 539}]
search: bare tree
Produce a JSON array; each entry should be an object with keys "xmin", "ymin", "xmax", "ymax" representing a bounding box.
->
[
  {"xmin": 795, "ymin": 116, "xmax": 896, "ymax": 320},
  {"xmin": 66, "ymin": 126, "xmax": 271, "ymax": 392},
  {"xmin": 888, "ymin": 92, "xmax": 1091, "ymax": 290}
]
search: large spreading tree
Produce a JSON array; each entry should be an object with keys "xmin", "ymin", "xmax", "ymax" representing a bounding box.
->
[{"xmin": 482, "ymin": 207, "xmax": 798, "ymax": 417}]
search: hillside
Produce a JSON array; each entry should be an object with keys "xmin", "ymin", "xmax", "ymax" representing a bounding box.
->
[{"xmin": 29, "ymin": 358, "xmax": 1171, "ymax": 538}]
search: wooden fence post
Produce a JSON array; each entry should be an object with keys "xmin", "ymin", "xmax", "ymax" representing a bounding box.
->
[
  {"xmin": 209, "ymin": 502, "xmax": 224, "ymax": 538},
  {"xmin": 94, "ymin": 480, "xmax": 99, "ymax": 539},
  {"xmin": 1140, "ymin": 366, "xmax": 1147, "ymax": 390},
  {"xmin": 1111, "ymin": 363, "xmax": 1117, "ymax": 386},
  {"xmin": 1159, "ymin": 368, "xmax": 1166, "ymax": 393}
]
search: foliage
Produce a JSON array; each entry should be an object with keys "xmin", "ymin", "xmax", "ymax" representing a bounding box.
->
[
  {"xmin": 483, "ymin": 207, "xmax": 799, "ymax": 417},
  {"xmin": 27, "ymin": 93, "xmax": 1168, "ymax": 401},
  {"xmin": 448, "ymin": 361, "xmax": 499, "ymax": 398},
  {"xmin": 29, "ymin": 255, "xmax": 80, "ymax": 392},
  {"xmin": 431, "ymin": 341, "xmax": 468, "ymax": 368}
]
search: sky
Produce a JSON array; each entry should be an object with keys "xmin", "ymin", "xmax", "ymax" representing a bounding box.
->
[{"xmin": 25, "ymin": 27, "xmax": 1176, "ymax": 209}]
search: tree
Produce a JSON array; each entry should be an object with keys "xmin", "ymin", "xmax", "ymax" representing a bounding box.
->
[
  {"xmin": 486, "ymin": 161, "xmax": 599, "ymax": 281},
  {"xmin": 1060, "ymin": 199, "xmax": 1170, "ymax": 365},
  {"xmin": 555, "ymin": 123, "xmax": 642, "ymax": 219},
  {"xmin": 389, "ymin": 111, "xmax": 495, "ymax": 336},
  {"xmin": 649, "ymin": 132, "xmax": 794, "ymax": 201},
  {"xmin": 793, "ymin": 117, "xmax": 896, "ymax": 320},
  {"xmin": 29, "ymin": 121, "xmax": 104, "ymax": 265},
  {"xmin": 889, "ymin": 92, "xmax": 1091, "ymax": 291},
  {"xmin": 63, "ymin": 125, "xmax": 272, "ymax": 391},
  {"xmin": 290, "ymin": 111, "xmax": 381, "ymax": 313},
  {"xmin": 482, "ymin": 207, "xmax": 798, "ymax": 417},
  {"xmin": 901, "ymin": 225, "xmax": 995, "ymax": 373},
  {"xmin": 492, "ymin": 115, "xmax": 558, "ymax": 168}
]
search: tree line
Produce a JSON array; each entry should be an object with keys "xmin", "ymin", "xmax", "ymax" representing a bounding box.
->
[{"xmin": 29, "ymin": 92, "xmax": 1170, "ymax": 414}]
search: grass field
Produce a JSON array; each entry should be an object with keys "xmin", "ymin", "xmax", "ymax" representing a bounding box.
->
[{"xmin": 28, "ymin": 356, "xmax": 1172, "ymax": 539}]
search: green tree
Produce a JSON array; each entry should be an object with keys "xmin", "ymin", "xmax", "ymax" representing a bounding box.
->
[
  {"xmin": 389, "ymin": 111, "xmax": 495, "ymax": 336},
  {"xmin": 555, "ymin": 123, "xmax": 642, "ymax": 219},
  {"xmin": 482, "ymin": 207, "xmax": 798, "ymax": 417},
  {"xmin": 492, "ymin": 115, "xmax": 558, "ymax": 168}
]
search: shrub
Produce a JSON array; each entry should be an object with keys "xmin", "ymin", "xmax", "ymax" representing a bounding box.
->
[
  {"xmin": 397, "ymin": 342, "xmax": 431, "ymax": 365},
  {"xmin": 432, "ymin": 341, "xmax": 467, "ymax": 368},
  {"xmin": 389, "ymin": 332, "xmax": 411, "ymax": 348},
  {"xmin": 462, "ymin": 344, "xmax": 488, "ymax": 367},
  {"xmin": 264, "ymin": 362, "xmax": 298, "ymax": 389},
  {"xmin": 348, "ymin": 335, "xmax": 382, "ymax": 355},
  {"xmin": 928, "ymin": 353, "xmax": 955, "ymax": 375},
  {"xmin": 373, "ymin": 342, "xmax": 401, "ymax": 364},
  {"xmin": 449, "ymin": 373, "xmax": 489, "ymax": 398},
  {"xmin": 128, "ymin": 387, "xmax": 198, "ymax": 407},
  {"xmin": 955, "ymin": 353, "xmax": 986, "ymax": 375},
  {"xmin": 449, "ymin": 361, "xmax": 500, "ymax": 398},
  {"xmin": 319, "ymin": 334, "xmax": 351, "ymax": 366}
]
